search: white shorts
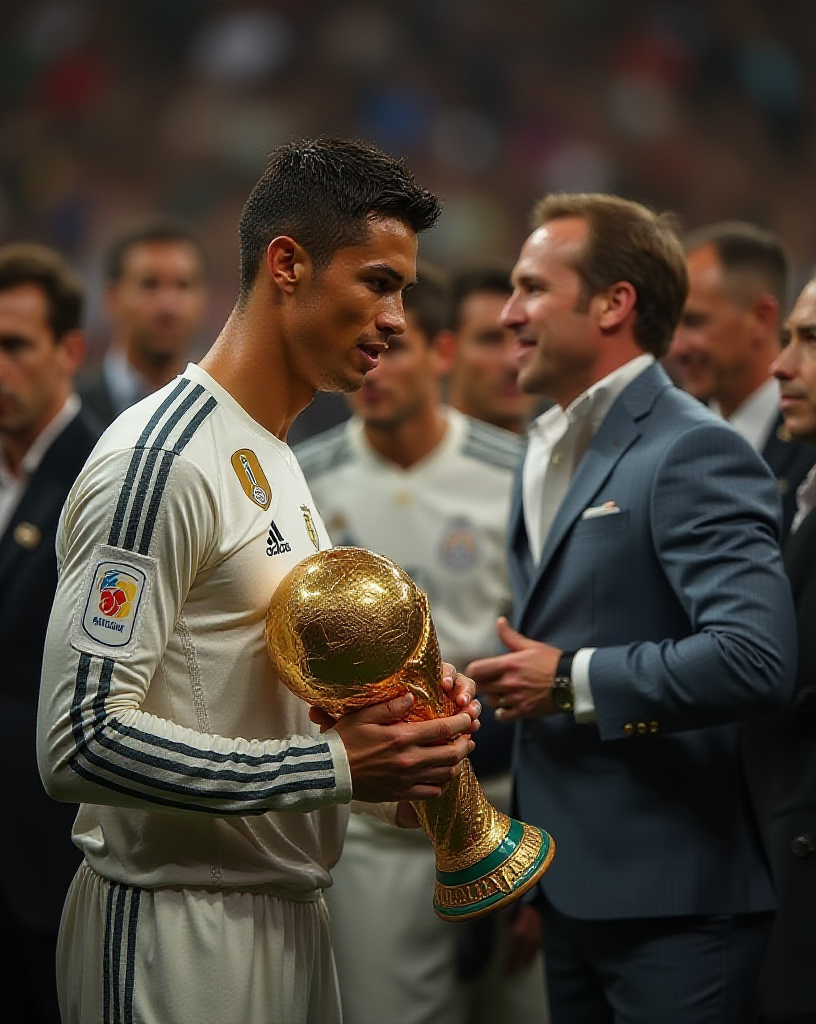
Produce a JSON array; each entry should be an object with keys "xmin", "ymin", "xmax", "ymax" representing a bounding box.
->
[{"xmin": 57, "ymin": 862, "xmax": 341, "ymax": 1024}]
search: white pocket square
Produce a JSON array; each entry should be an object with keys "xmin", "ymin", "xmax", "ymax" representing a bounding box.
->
[{"xmin": 581, "ymin": 502, "xmax": 621, "ymax": 519}]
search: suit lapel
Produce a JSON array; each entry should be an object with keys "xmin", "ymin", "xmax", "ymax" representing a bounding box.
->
[
  {"xmin": 0, "ymin": 475, "xmax": 66, "ymax": 584},
  {"xmin": 0, "ymin": 414, "xmax": 97, "ymax": 590},
  {"xmin": 517, "ymin": 363, "xmax": 669, "ymax": 628}
]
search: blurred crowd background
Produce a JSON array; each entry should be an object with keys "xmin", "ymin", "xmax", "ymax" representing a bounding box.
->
[{"xmin": 2, "ymin": 0, "xmax": 816, "ymax": 360}]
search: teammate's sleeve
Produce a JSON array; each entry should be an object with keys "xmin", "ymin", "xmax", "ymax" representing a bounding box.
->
[{"xmin": 37, "ymin": 446, "xmax": 352, "ymax": 816}]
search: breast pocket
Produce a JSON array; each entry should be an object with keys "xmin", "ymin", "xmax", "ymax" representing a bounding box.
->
[{"xmin": 572, "ymin": 508, "xmax": 630, "ymax": 538}]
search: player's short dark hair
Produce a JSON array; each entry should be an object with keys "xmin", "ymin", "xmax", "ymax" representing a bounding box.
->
[
  {"xmin": 0, "ymin": 242, "xmax": 83, "ymax": 340},
  {"xmin": 449, "ymin": 261, "xmax": 513, "ymax": 328},
  {"xmin": 532, "ymin": 193, "xmax": 688, "ymax": 358},
  {"xmin": 404, "ymin": 262, "xmax": 453, "ymax": 341},
  {"xmin": 237, "ymin": 137, "xmax": 442, "ymax": 303},
  {"xmin": 683, "ymin": 221, "xmax": 790, "ymax": 310},
  {"xmin": 104, "ymin": 216, "xmax": 208, "ymax": 283}
]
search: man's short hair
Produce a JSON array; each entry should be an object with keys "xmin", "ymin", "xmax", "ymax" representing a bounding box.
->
[
  {"xmin": 237, "ymin": 137, "xmax": 442, "ymax": 302},
  {"xmin": 682, "ymin": 221, "xmax": 790, "ymax": 310},
  {"xmin": 104, "ymin": 216, "xmax": 208, "ymax": 283},
  {"xmin": 404, "ymin": 262, "xmax": 452, "ymax": 341},
  {"xmin": 0, "ymin": 242, "xmax": 83, "ymax": 340},
  {"xmin": 532, "ymin": 193, "xmax": 688, "ymax": 358},
  {"xmin": 450, "ymin": 261, "xmax": 512, "ymax": 328}
]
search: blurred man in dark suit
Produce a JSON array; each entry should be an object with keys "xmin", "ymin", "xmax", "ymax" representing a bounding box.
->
[
  {"xmin": 78, "ymin": 216, "xmax": 208, "ymax": 425},
  {"xmin": 0, "ymin": 243, "xmax": 101, "ymax": 1023},
  {"xmin": 668, "ymin": 221, "xmax": 814, "ymax": 535},
  {"xmin": 743, "ymin": 271, "xmax": 816, "ymax": 1024}
]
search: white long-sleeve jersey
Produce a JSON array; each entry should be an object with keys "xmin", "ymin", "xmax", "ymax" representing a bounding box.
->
[{"xmin": 37, "ymin": 363, "xmax": 351, "ymax": 898}]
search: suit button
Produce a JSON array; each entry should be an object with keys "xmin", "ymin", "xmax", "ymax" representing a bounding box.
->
[
  {"xmin": 636, "ymin": 722, "xmax": 647, "ymax": 735},
  {"xmin": 791, "ymin": 833, "xmax": 815, "ymax": 858},
  {"xmin": 623, "ymin": 723, "xmax": 635, "ymax": 736},
  {"xmin": 648, "ymin": 721, "xmax": 660, "ymax": 733}
]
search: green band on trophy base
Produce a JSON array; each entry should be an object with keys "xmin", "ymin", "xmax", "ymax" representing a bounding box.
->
[{"xmin": 433, "ymin": 823, "xmax": 555, "ymax": 922}]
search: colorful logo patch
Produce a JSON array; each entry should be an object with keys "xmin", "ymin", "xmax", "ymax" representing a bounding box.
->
[
  {"xmin": 231, "ymin": 449, "xmax": 272, "ymax": 510},
  {"xmin": 82, "ymin": 561, "xmax": 147, "ymax": 648}
]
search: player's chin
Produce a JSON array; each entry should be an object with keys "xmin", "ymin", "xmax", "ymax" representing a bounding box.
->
[{"xmin": 321, "ymin": 366, "xmax": 367, "ymax": 394}]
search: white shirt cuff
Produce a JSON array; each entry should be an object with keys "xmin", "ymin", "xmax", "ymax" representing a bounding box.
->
[
  {"xmin": 325, "ymin": 729, "xmax": 353, "ymax": 803},
  {"xmin": 571, "ymin": 647, "xmax": 598, "ymax": 723}
]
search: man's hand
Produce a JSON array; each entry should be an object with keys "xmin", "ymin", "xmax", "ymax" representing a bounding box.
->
[
  {"xmin": 466, "ymin": 617, "xmax": 562, "ymax": 722},
  {"xmin": 310, "ymin": 692, "xmax": 476, "ymax": 803}
]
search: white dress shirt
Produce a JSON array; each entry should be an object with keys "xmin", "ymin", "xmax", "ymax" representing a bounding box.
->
[
  {"xmin": 791, "ymin": 463, "xmax": 816, "ymax": 535},
  {"xmin": 522, "ymin": 354, "xmax": 655, "ymax": 722},
  {"xmin": 0, "ymin": 394, "xmax": 81, "ymax": 538},
  {"xmin": 102, "ymin": 348, "xmax": 153, "ymax": 418},
  {"xmin": 710, "ymin": 376, "xmax": 779, "ymax": 453}
]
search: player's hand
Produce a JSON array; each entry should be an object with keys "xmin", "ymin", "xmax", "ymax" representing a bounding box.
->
[
  {"xmin": 441, "ymin": 662, "xmax": 481, "ymax": 734},
  {"xmin": 466, "ymin": 618, "xmax": 562, "ymax": 721},
  {"xmin": 331, "ymin": 694, "xmax": 476, "ymax": 803}
]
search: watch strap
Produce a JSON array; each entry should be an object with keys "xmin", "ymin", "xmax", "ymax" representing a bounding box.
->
[{"xmin": 556, "ymin": 651, "xmax": 575, "ymax": 681}]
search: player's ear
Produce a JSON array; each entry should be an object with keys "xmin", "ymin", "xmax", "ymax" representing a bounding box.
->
[{"xmin": 266, "ymin": 236, "xmax": 310, "ymax": 294}]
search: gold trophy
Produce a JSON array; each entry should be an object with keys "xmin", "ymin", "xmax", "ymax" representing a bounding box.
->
[{"xmin": 265, "ymin": 547, "xmax": 554, "ymax": 921}]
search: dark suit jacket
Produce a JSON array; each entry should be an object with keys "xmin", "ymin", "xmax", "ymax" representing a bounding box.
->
[
  {"xmin": 762, "ymin": 411, "xmax": 816, "ymax": 537},
  {"xmin": 0, "ymin": 408, "xmax": 100, "ymax": 931},
  {"xmin": 742, "ymin": 506, "xmax": 816, "ymax": 1015},
  {"xmin": 75, "ymin": 366, "xmax": 116, "ymax": 427},
  {"xmin": 509, "ymin": 362, "xmax": 796, "ymax": 921}
]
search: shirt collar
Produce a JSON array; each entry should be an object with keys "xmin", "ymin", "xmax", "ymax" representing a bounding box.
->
[
  {"xmin": 528, "ymin": 353, "xmax": 655, "ymax": 443},
  {"xmin": 0, "ymin": 392, "xmax": 81, "ymax": 480},
  {"xmin": 710, "ymin": 377, "xmax": 779, "ymax": 452},
  {"xmin": 103, "ymin": 348, "xmax": 153, "ymax": 417}
]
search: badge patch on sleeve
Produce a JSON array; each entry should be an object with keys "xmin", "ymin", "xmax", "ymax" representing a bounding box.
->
[{"xmin": 72, "ymin": 544, "xmax": 155, "ymax": 656}]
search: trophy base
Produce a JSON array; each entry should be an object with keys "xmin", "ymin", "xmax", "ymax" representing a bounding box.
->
[{"xmin": 433, "ymin": 820, "xmax": 555, "ymax": 922}]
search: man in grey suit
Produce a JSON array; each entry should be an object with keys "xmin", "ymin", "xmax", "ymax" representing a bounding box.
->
[{"xmin": 467, "ymin": 193, "xmax": 796, "ymax": 1024}]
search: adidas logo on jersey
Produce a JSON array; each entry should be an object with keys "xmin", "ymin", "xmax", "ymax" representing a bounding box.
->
[{"xmin": 266, "ymin": 520, "xmax": 292, "ymax": 556}]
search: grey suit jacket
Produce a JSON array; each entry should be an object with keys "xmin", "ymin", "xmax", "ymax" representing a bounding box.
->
[{"xmin": 509, "ymin": 362, "xmax": 796, "ymax": 921}]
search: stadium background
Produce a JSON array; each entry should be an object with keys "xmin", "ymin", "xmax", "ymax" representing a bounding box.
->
[{"xmin": 1, "ymin": 0, "xmax": 815, "ymax": 357}]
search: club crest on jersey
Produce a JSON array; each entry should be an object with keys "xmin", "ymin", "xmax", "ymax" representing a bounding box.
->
[
  {"xmin": 82, "ymin": 561, "xmax": 146, "ymax": 647},
  {"xmin": 439, "ymin": 517, "xmax": 479, "ymax": 569},
  {"xmin": 301, "ymin": 505, "xmax": 319, "ymax": 549},
  {"xmin": 231, "ymin": 449, "xmax": 271, "ymax": 510},
  {"xmin": 266, "ymin": 520, "xmax": 292, "ymax": 556}
]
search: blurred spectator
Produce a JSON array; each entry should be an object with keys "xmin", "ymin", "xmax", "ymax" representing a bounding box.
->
[
  {"xmin": 742, "ymin": 271, "xmax": 816, "ymax": 1024},
  {"xmin": 297, "ymin": 264, "xmax": 548, "ymax": 1024},
  {"xmin": 77, "ymin": 216, "xmax": 208, "ymax": 424},
  {"xmin": 446, "ymin": 261, "xmax": 541, "ymax": 434},
  {"xmin": 0, "ymin": 242, "xmax": 100, "ymax": 1024},
  {"xmin": 3, "ymin": 2, "xmax": 816, "ymax": 305},
  {"xmin": 669, "ymin": 221, "xmax": 815, "ymax": 534}
]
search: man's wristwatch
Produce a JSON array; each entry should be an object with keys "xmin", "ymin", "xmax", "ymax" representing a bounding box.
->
[{"xmin": 551, "ymin": 652, "xmax": 575, "ymax": 713}]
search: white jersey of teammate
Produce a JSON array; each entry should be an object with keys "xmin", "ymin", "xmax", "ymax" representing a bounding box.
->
[
  {"xmin": 38, "ymin": 362, "xmax": 350, "ymax": 897},
  {"xmin": 296, "ymin": 407, "xmax": 522, "ymax": 668}
]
